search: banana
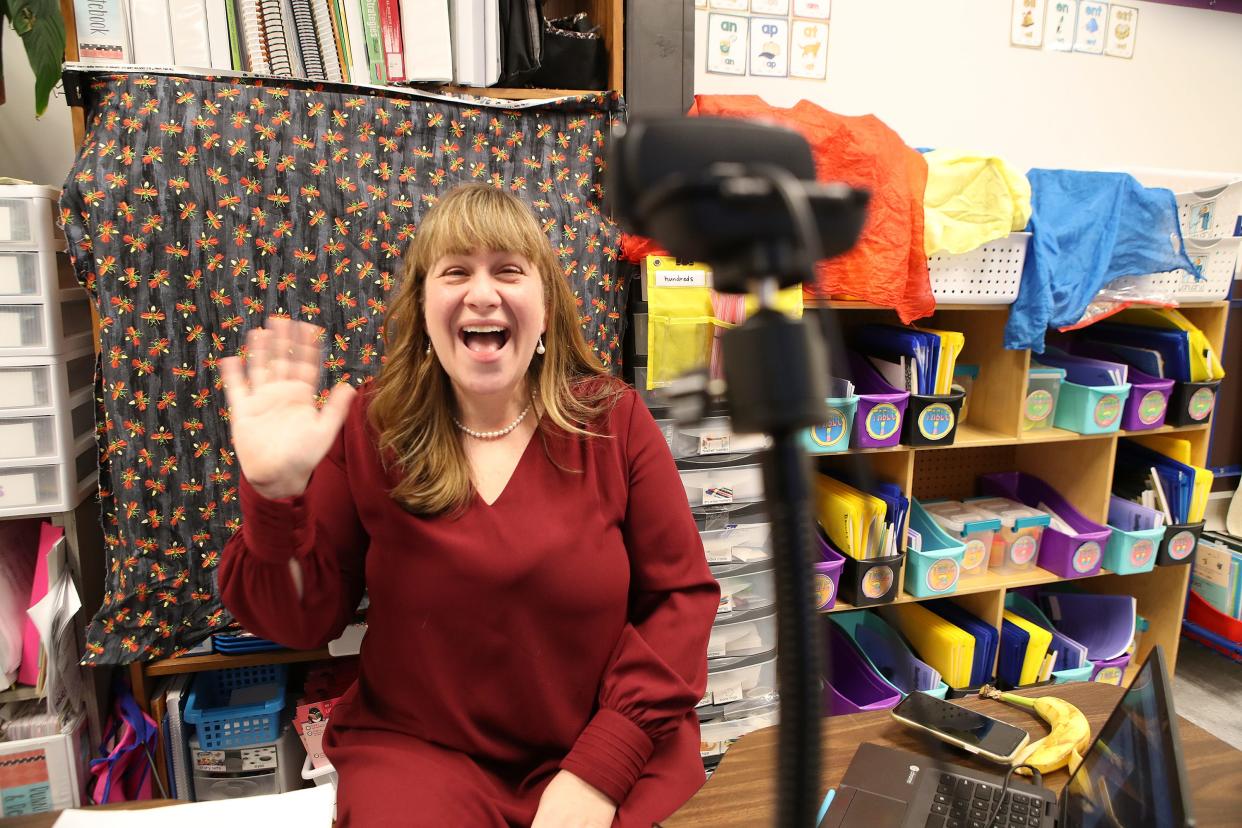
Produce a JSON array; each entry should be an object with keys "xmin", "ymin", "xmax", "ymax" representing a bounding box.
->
[{"xmin": 979, "ymin": 685, "xmax": 1092, "ymax": 775}]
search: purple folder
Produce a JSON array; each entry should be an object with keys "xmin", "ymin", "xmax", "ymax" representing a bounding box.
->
[
  {"xmin": 1036, "ymin": 351, "xmax": 1129, "ymax": 387},
  {"xmin": 822, "ymin": 618, "xmax": 903, "ymax": 716},
  {"xmin": 845, "ymin": 351, "xmax": 910, "ymax": 449},
  {"xmin": 1041, "ymin": 591, "xmax": 1136, "ymax": 662},
  {"xmin": 1068, "ymin": 340, "xmax": 1174, "ymax": 430},
  {"xmin": 980, "ymin": 472, "xmax": 1111, "ymax": 579}
]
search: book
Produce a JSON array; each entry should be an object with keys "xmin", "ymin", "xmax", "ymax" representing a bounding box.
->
[
  {"xmin": 338, "ymin": 0, "xmax": 373, "ymax": 84},
  {"xmin": 311, "ymin": 0, "xmax": 344, "ymax": 81},
  {"xmin": 73, "ymin": 0, "xmax": 133, "ymax": 62},
  {"xmin": 128, "ymin": 0, "xmax": 175, "ymax": 65},
  {"xmin": 377, "ymin": 0, "xmax": 406, "ymax": 81},
  {"xmin": 169, "ymin": 0, "xmax": 214, "ymax": 69},
  {"xmin": 236, "ymin": 0, "xmax": 270, "ymax": 72},
  {"xmin": 400, "ymin": 0, "xmax": 453, "ymax": 82},
  {"xmin": 358, "ymin": 0, "xmax": 388, "ymax": 83},
  {"xmin": 259, "ymin": 0, "xmax": 291, "ymax": 74},
  {"xmin": 225, "ymin": 0, "xmax": 244, "ymax": 69},
  {"xmin": 205, "ymin": 0, "xmax": 234, "ymax": 68},
  {"xmin": 290, "ymin": 0, "xmax": 326, "ymax": 79}
]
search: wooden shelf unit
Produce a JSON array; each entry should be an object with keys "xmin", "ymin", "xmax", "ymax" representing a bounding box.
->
[{"xmin": 810, "ymin": 300, "xmax": 1229, "ymax": 683}]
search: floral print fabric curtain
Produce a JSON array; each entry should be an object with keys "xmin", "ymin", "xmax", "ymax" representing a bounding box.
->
[{"xmin": 61, "ymin": 73, "xmax": 627, "ymax": 664}]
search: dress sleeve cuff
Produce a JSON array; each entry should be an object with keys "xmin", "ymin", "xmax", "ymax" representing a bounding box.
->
[
  {"xmin": 559, "ymin": 707, "xmax": 654, "ymax": 806},
  {"xmin": 239, "ymin": 474, "xmax": 312, "ymax": 564}
]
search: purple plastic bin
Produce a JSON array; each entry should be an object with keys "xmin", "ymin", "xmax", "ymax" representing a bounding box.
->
[
  {"xmin": 822, "ymin": 619, "xmax": 903, "ymax": 716},
  {"xmin": 1090, "ymin": 653, "xmax": 1131, "ymax": 685},
  {"xmin": 979, "ymin": 472, "xmax": 1110, "ymax": 579},
  {"xmin": 845, "ymin": 352, "xmax": 910, "ymax": 449},
  {"xmin": 1068, "ymin": 341, "xmax": 1175, "ymax": 431},
  {"xmin": 814, "ymin": 534, "xmax": 846, "ymax": 611}
]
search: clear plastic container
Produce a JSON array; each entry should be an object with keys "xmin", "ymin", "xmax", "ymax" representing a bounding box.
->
[
  {"xmin": 679, "ymin": 462, "xmax": 764, "ymax": 507},
  {"xmin": 699, "ymin": 651, "xmax": 777, "ymax": 709},
  {"xmin": 701, "ymin": 520, "xmax": 771, "ymax": 566},
  {"xmin": 921, "ymin": 500, "xmax": 1002, "ymax": 578},
  {"xmin": 712, "ymin": 561, "xmax": 775, "ymax": 615},
  {"xmin": 675, "ymin": 416, "xmax": 766, "ymax": 459},
  {"xmin": 708, "ymin": 605, "xmax": 776, "ymax": 659},
  {"xmin": 963, "ymin": 496, "xmax": 1051, "ymax": 573},
  {"xmin": 1023, "ymin": 365, "xmax": 1065, "ymax": 431}
]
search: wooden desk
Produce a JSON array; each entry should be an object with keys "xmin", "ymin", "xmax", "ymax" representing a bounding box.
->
[{"xmin": 666, "ymin": 682, "xmax": 1241, "ymax": 827}]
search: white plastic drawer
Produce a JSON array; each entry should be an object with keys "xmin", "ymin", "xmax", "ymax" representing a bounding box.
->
[
  {"xmin": 0, "ymin": 192, "xmax": 63, "ymax": 248},
  {"xmin": 0, "ymin": 393, "xmax": 93, "ymax": 461},
  {"xmin": 0, "ymin": 292, "xmax": 93, "ymax": 356},
  {"xmin": 699, "ymin": 698, "xmax": 779, "ymax": 759},
  {"xmin": 673, "ymin": 416, "xmax": 767, "ymax": 459},
  {"xmin": 193, "ymin": 771, "xmax": 278, "ymax": 801},
  {"xmin": 700, "ymin": 651, "xmax": 777, "ymax": 708},
  {"xmin": 0, "ymin": 250, "xmax": 76, "ymax": 299},
  {"xmin": 0, "ymin": 438, "xmax": 97, "ymax": 517},
  {"xmin": 708, "ymin": 606, "xmax": 776, "ymax": 659},
  {"xmin": 680, "ymin": 462, "xmax": 764, "ymax": 507},
  {"xmin": 701, "ymin": 521, "xmax": 771, "ymax": 565},
  {"xmin": 713, "ymin": 561, "xmax": 775, "ymax": 614},
  {"xmin": 0, "ymin": 348, "xmax": 94, "ymax": 414}
]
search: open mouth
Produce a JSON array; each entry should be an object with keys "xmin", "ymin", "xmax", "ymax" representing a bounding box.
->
[{"xmin": 459, "ymin": 324, "xmax": 511, "ymax": 354}]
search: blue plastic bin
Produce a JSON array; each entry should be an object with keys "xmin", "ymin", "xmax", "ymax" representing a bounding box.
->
[
  {"xmin": 1103, "ymin": 496, "xmax": 1161, "ymax": 575},
  {"xmin": 184, "ymin": 664, "xmax": 288, "ymax": 750},
  {"xmin": 1053, "ymin": 380, "xmax": 1132, "ymax": 434},
  {"xmin": 904, "ymin": 500, "xmax": 967, "ymax": 598},
  {"xmin": 801, "ymin": 379, "xmax": 859, "ymax": 455},
  {"xmin": 1051, "ymin": 664, "xmax": 1095, "ymax": 684}
]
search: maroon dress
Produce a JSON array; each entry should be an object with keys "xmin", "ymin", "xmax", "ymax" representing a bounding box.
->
[{"xmin": 219, "ymin": 383, "xmax": 720, "ymax": 826}]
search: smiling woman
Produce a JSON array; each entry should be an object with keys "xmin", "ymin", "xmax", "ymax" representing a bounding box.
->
[{"xmin": 216, "ymin": 183, "xmax": 720, "ymax": 827}]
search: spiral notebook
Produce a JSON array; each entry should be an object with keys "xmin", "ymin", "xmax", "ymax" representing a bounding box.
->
[
  {"xmin": 260, "ymin": 0, "xmax": 291, "ymax": 74},
  {"xmin": 291, "ymin": 0, "xmax": 325, "ymax": 79},
  {"xmin": 237, "ymin": 0, "xmax": 271, "ymax": 73}
]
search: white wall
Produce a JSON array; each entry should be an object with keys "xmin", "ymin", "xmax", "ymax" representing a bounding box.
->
[
  {"xmin": 695, "ymin": 0, "xmax": 1242, "ymax": 178},
  {"xmin": 0, "ymin": 25, "xmax": 78, "ymax": 188}
]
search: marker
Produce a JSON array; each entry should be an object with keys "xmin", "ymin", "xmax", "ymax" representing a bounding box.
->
[{"xmin": 816, "ymin": 788, "xmax": 836, "ymax": 826}]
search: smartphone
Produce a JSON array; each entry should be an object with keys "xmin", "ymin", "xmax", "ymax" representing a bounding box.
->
[{"xmin": 890, "ymin": 692, "xmax": 1029, "ymax": 764}]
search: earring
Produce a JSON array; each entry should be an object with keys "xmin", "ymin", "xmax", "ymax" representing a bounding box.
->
[
  {"xmin": 536, "ymin": 335, "xmax": 546, "ymax": 355},
  {"xmin": 425, "ymin": 340, "xmax": 432, "ymax": 355}
]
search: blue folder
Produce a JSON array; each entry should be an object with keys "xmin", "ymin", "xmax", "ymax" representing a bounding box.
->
[
  {"xmin": 835, "ymin": 612, "xmax": 943, "ymax": 696},
  {"xmin": 926, "ymin": 600, "xmax": 998, "ymax": 688},
  {"xmin": 1084, "ymin": 324, "xmax": 1193, "ymax": 382},
  {"xmin": 852, "ymin": 326, "xmax": 941, "ymax": 395},
  {"xmin": 998, "ymin": 619, "xmax": 1031, "ymax": 688},
  {"xmin": 1115, "ymin": 439, "xmax": 1195, "ymax": 523}
]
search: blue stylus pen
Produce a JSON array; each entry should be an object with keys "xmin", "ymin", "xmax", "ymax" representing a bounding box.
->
[{"xmin": 817, "ymin": 788, "xmax": 836, "ymax": 826}]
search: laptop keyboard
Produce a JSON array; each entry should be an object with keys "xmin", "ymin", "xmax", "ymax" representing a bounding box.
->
[{"xmin": 925, "ymin": 773, "xmax": 1046, "ymax": 828}]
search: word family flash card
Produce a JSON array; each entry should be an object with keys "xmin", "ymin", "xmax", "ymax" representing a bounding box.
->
[
  {"xmin": 749, "ymin": 16, "xmax": 790, "ymax": 77},
  {"xmin": 1011, "ymin": 0, "xmax": 1047, "ymax": 48},
  {"xmin": 750, "ymin": 0, "xmax": 790, "ymax": 14},
  {"xmin": 1104, "ymin": 5, "xmax": 1137, "ymax": 59},
  {"xmin": 707, "ymin": 13, "xmax": 748, "ymax": 75},
  {"xmin": 1074, "ymin": 2, "xmax": 1108, "ymax": 54},
  {"xmin": 1047, "ymin": 0, "xmax": 1077, "ymax": 51},
  {"xmin": 789, "ymin": 19, "xmax": 828, "ymax": 80}
]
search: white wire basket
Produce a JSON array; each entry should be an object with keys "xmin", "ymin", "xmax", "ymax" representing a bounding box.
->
[{"xmin": 927, "ymin": 232, "xmax": 1030, "ymax": 305}]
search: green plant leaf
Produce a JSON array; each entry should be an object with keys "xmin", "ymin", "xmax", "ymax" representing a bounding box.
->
[{"xmin": 5, "ymin": 0, "xmax": 65, "ymax": 116}]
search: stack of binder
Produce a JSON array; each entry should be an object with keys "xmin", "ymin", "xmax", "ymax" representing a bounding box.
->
[
  {"xmin": 832, "ymin": 611, "xmax": 948, "ymax": 700},
  {"xmin": 1114, "ymin": 438, "xmax": 1213, "ymax": 566},
  {"xmin": 878, "ymin": 601, "xmax": 992, "ymax": 691},
  {"xmin": 851, "ymin": 325, "xmax": 967, "ymax": 446},
  {"xmin": 814, "ymin": 474, "xmax": 908, "ymax": 607},
  {"xmin": 1005, "ymin": 593, "xmax": 1092, "ymax": 685}
]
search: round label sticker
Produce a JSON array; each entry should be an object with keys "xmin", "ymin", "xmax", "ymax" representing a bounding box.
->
[
  {"xmin": 1093, "ymin": 395, "xmax": 1121, "ymax": 428},
  {"xmin": 861, "ymin": 566, "xmax": 894, "ymax": 599},
  {"xmin": 1010, "ymin": 535, "xmax": 1038, "ymax": 566},
  {"xmin": 1188, "ymin": 387, "xmax": 1215, "ymax": 421},
  {"xmin": 962, "ymin": 539, "xmax": 987, "ymax": 571},
  {"xmin": 1024, "ymin": 389, "xmax": 1054, "ymax": 423},
  {"xmin": 917, "ymin": 403, "xmax": 956, "ymax": 441},
  {"xmin": 813, "ymin": 573, "xmax": 836, "ymax": 609},
  {"xmin": 1094, "ymin": 667, "xmax": 1123, "ymax": 686},
  {"xmin": 925, "ymin": 558, "xmax": 960, "ymax": 593},
  {"xmin": 1166, "ymin": 530, "xmax": 1195, "ymax": 561},
  {"xmin": 864, "ymin": 403, "xmax": 901, "ymax": 442},
  {"xmin": 1137, "ymin": 390, "xmax": 1166, "ymax": 425},
  {"xmin": 1073, "ymin": 541, "xmax": 1102, "ymax": 574},
  {"xmin": 1129, "ymin": 539, "xmax": 1154, "ymax": 568},
  {"xmin": 809, "ymin": 408, "xmax": 848, "ymax": 450}
]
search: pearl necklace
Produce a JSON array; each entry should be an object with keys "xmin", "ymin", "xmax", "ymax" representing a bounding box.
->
[{"xmin": 453, "ymin": 401, "xmax": 533, "ymax": 440}]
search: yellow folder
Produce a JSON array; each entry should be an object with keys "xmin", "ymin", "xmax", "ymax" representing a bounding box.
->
[
  {"xmin": 883, "ymin": 603, "xmax": 975, "ymax": 689},
  {"xmin": 916, "ymin": 327, "xmax": 966, "ymax": 395},
  {"xmin": 1136, "ymin": 436, "xmax": 1214, "ymax": 522},
  {"xmin": 814, "ymin": 474, "xmax": 888, "ymax": 561},
  {"xmin": 1003, "ymin": 611, "xmax": 1053, "ymax": 687},
  {"xmin": 1115, "ymin": 307, "xmax": 1225, "ymax": 382}
]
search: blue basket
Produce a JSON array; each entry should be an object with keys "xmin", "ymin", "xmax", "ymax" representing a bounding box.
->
[
  {"xmin": 801, "ymin": 395, "xmax": 859, "ymax": 454},
  {"xmin": 904, "ymin": 501, "xmax": 966, "ymax": 598},
  {"xmin": 184, "ymin": 664, "xmax": 288, "ymax": 749},
  {"xmin": 1051, "ymin": 664, "xmax": 1095, "ymax": 684},
  {"xmin": 1052, "ymin": 381, "xmax": 1132, "ymax": 435}
]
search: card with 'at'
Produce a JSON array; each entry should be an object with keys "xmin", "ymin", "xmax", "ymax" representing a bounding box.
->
[{"xmin": 789, "ymin": 20, "xmax": 828, "ymax": 80}]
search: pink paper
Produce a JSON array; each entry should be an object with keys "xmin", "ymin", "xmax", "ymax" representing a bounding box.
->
[{"xmin": 18, "ymin": 523, "xmax": 63, "ymax": 686}]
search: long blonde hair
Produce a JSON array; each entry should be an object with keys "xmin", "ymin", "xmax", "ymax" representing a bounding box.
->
[{"xmin": 368, "ymin": 184, "xmax": 620, "ymax": 515}]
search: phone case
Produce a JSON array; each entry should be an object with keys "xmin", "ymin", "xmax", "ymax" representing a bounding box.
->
[{"xmin": 890, "ymin": 699, "xmax": 1029, "ymax": 764}]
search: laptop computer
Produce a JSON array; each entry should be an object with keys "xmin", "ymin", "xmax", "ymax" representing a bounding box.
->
[{"xmin": 824, "ymin": 646, "xmax": 1194, "ymax": 828}]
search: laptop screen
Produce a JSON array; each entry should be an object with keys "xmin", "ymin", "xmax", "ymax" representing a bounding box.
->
[{"xmin": 1060, "ymin": 648, "xmax": 1192, "ymax": 827}]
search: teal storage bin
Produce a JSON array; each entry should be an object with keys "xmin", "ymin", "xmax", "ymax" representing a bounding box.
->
[
  {"xmin": 1052, "ymin": 380, "xmax": 1132, "ymax": 435},
  {"xmin": 802, "ymin": 379, "xmax": 859, "ymax": 455},
  {"xmin": 1051, "ymin": 664, "xmax": 1094, "ymax": 684},
  {"xmin": 904, "ymin": 500, "xmax": 967, "ymax": 598},
  {"xmin": 831, "ymin": 611, "xmax": 951, "ymax": 700},
  {"xmin": 1103, "ymin": 496, "xmax": 1161, "ymax": 575}
]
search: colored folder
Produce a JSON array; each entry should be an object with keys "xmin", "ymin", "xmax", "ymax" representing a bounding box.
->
[
  {"xmin": 1041, "ymin": 591, "xmax": 1136, "ymax": 662},
  {"xmin": 833, "ymin": 611, "xmax": 943, "ymax": 696},
  {"xmin": 1006, "ymin": 593, "xmax": 1088, "ymax": 671},
  {"xmin": 1002, "ymin": 610, "xmax": 1053, "ymax": 686},
  {"xmin": 925, "ymin": 600, "xmax": 998, "ymax": 688},
  {"xmin": 880, "ymin": 602, "xmax": 975, "ymax": 689}
]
